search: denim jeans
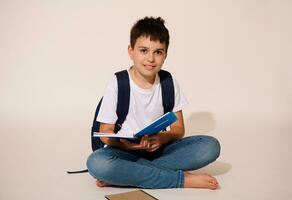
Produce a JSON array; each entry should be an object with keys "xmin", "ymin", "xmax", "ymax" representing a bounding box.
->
[{"xmin": 86, "ymin": 135, "xmax": 220, "ymax": 189}]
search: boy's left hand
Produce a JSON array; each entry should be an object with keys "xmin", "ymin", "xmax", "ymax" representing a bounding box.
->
[
  {"xmin": 144, "ymin": 134, "xmax": 167, "ymax": 152},
  {"xmin": 120, "ymin": 134, "xmax": 167, "ymax": 152}
]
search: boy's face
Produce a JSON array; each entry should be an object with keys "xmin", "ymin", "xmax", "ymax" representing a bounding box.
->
[{"xmin": 128, "ymin": 36, "xmax": 167, "ymax": 79}]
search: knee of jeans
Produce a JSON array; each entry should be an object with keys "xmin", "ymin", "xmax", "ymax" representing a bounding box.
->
[
  {"xmin": 204, "ymin": 136, "xmax": 221, "ymax": 162},
  {"xmin": 86, "ymin": 150, "xmax": 115, "ymax": 180}
]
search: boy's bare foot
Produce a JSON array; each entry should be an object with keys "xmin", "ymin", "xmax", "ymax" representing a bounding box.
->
[
  {"xmin": 96, "ymin": 179, "xmax": 111, "ymax": 187},
  {"xmin": 184, "ymin": 172, "xmax": 219, "ymax": 190}
]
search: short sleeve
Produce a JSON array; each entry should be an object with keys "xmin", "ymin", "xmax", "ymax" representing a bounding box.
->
[
  {"xmin": 172, "ymin": 78, "xmax": 188, "ymax": 112},
  {"xmin": 96, "ymin": 76, "xmax": 118, "ymax": 124}
]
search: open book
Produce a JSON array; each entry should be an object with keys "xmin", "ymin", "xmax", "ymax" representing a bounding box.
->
[{"xmin": 93, "ymin": 112, "xmax": 177, "ymax": 139}]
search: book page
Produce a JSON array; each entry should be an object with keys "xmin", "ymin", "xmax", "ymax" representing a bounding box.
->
[{"xmin": 93, "ymin": 132, "xmax": 134, "ymax": 138}]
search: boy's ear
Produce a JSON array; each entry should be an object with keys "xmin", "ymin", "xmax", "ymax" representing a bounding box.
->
[{"xmin": 128, "ymin": 45, "xmax": 133, "ymax": 60}]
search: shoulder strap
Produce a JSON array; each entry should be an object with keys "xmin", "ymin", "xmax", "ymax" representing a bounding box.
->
[
  {"xmin": 90, "ymin": 98, "xmax": 104, "ymax": 151},
  {"xmin": 114, "ymin": 70, "xmax": 130, "ymax": 132},
  {"xmin": 91, "ymin": 70, "xmax": 130, "ymax": 151},
  {"xmin": 159, "ymin": 70, "xmax": 175, "ymax": 113}
]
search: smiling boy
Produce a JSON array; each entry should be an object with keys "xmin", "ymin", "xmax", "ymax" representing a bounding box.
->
[{"xmin": 86, "ymin": 17, "xmax": 220, "ymax": 189}]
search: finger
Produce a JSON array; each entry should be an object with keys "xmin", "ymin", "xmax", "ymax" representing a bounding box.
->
[
  {"xmin": 143, "ymin": 139, "xmax": 148, "ymax": 147},
  {"xmin": 146, "ymin": 146, "xmax": 159, "ymax": 152},
  {"xmin": 141, "ymin": 135, "xmax": 149, "ymax": 142},
  {"xmin": 145, "ymin": 142, "xmax": 151, "ymax": 148},
  {"xmin": 141, "ymin": 137, "xmax": 150, "ymax": 148},
  {"xmin": 147, "ymin": 142, "xmax": 151, "ymax": 148},
  {"xmin": 151, "ymin": 146, "xmax": 160, "ymax": 152},
  {"xmin": 139, "ymin": 139, "xmax": 146, "ymax": 148},
  {"xmin": 147, "ymin": 144, "xmax": 160, "ymax": 152}
]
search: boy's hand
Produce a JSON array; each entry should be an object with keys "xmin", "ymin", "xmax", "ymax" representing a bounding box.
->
[
  {"xmin": 120, "ymin": 135, "xmax": 167, "ymax": 152},
  {"xmin": 144, "ymin": 134, "xmax": 167, "ymax": 152},
  {"xmin": 120, "ymin": 135, "xmax": 164, "ymax": 151},
  {"xmin": 120, "ymin": 136, "xmax": 152, "ymax": 151}
]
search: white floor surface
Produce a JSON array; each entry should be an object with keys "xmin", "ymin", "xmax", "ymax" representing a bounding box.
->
[{"xmin": 1, "ymin": 117, "xmax": 291, "ymax": 200}]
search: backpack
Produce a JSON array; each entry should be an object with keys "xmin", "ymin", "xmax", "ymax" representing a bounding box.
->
[{"xmin": 67, "ymin": 69, "xmax": 174, "ymax": 174}]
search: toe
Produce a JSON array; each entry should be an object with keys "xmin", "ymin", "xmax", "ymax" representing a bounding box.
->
[
  {"xmin": 206, "ymin": 176, "xmax": 218, "ymax": 189},
  {"xmin": 96, "ymin": 180, "xmax": 104, "ymax": 187}
]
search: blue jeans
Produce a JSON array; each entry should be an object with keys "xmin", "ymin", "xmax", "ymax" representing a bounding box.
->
[{"xmin": 86, "ymin": 135, "xmax": 220, "ymax": 189}]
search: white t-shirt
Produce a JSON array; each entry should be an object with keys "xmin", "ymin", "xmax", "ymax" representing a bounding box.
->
[{"xmin": 96, "ymin": 70, "xmax": 188, "ymax": 137}]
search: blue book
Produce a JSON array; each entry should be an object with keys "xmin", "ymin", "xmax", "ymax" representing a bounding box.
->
[{"xmin": 93, "ymin": 112, "xmax": 177, "ymax": 138}]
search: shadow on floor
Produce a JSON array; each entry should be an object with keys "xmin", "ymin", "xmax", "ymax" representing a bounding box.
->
[
  {"xmin": 192, "ymin": 161, "xmax": 232, "ymax": 176},
  {"xmin": 184, "ymin": 112, "xmax": 216, "ymax": 134}
]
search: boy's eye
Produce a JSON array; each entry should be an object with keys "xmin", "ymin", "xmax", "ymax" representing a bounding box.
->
[
  {"xmin": 140, "ymin": 49, "xmax": 148, "ymax": 54},
  {"xmin": 155, "ymin": 51, "xmax": 163, "ymax": 55}
]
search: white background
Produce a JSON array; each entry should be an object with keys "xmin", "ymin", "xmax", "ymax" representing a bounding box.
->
[{"xmin": 0, "ymin": 0, "xmax": 291, "ymax": 199}]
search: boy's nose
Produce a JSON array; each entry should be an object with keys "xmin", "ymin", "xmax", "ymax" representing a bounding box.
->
[{"xmin": 147, "ymin": 53, "xmax": 155, "ymax": 62}]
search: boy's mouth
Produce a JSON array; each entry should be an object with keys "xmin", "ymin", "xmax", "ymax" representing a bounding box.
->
[{"xmin": 143, "ymin": 64, "xmax": 156, "ymax": 70}]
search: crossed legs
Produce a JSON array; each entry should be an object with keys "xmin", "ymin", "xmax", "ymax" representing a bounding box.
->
[{"xmin": 87, "ymin": 135, "xmax": 220, "ymax": 189}]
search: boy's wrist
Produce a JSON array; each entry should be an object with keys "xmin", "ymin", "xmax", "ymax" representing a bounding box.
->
[
  {"xmin": 159, "ymin": 130, "xmax": 183, "ymax": 144},
  {"xmin": 102, "ymin": 138, "xmax": 126, "ymax": 150},
  {"xmin": 157, "ymin": 132, "xmax": 172, "ymax": 144}
]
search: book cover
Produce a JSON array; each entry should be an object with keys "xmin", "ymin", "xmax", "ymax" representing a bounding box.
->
[
  {"xmin": 93, "ymin": 112, "xmax": 177, "ymax": 139},
  {"xmin": 105, "ymin": 189, "xmax": 158, "ymax": 200}
]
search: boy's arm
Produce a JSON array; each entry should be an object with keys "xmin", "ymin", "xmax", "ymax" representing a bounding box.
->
[
  {"xmin": 98, "ymin": 123, "xmax": 128, "ymax": 150},
  {"xmin": 160, "ymin": 110, "xmax": 185, "ymax": 141}
]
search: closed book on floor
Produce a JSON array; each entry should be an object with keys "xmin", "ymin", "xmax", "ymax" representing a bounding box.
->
[{"xmin": 105, "ymin": 189, "xmax": 158, "ymax": 200}]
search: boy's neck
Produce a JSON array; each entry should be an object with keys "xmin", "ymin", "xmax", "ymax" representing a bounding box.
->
[{"xmin": 129, "ymin": 67, "xmax": 156, "ymax": 89}]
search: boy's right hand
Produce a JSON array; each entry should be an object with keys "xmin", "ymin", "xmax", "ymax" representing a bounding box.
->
[{"xmin": 120, "ymin": 136, "xmax": 152, "ymax": 151}]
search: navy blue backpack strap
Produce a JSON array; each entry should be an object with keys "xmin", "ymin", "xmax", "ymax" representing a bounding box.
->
[
  {"xmin": 90, "ymin": 98, "xmax": 104, "ymax": 151},
  {"xmin": 90, "ymin": 70, "xmax": 130, "ymax": 151},
  {"xmin": 159, "ymin": 70, "xmax": 175, "ymax": 113},
  {"xmin": 115, "ymin": 70, "xmax": 130, "ymax": 132}
]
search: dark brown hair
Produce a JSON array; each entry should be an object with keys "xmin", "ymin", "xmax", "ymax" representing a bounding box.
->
[{"xmin": 130, "ymin": 17, "xmax": 169, "ymax": 52}]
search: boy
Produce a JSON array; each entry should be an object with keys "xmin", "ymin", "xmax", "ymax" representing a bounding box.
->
[{"xmin": 87, "ymin": 17, "xmax": 220, "ymax": 189}]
